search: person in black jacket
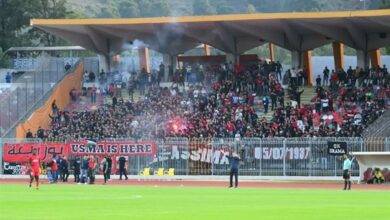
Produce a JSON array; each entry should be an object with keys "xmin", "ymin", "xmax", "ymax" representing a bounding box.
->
[
  {"xmin": 118, "ymin": 156, "xmax": 128, "ymax": 180},
  {"xmin": 72, "ymin": 157, "xmax": 81, "ymax": 183},
  {"xmin": 106, "ymin": 156, "xmax": 112, "ymax": 181},
  {"xmin": 226, "ymin": 152, "xmax": 241, "ymax": 188},
  {"xmin": 60, "ymin": 156, "xmax": 69, "ymax": 182},
  {"xmin": 100, "ymin": 157, "xmax": 109, "ymax": 185}
]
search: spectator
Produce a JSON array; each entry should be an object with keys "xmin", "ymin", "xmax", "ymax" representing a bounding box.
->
[
  {"xmin": 26, "ymin": 129, "xmax": 33, "ymax": 138},
  {"xmin": 84, "ymin": 71, "xmax": 89, "ymax": 82},
  {"xmin": 118, "ymin": 156, "xmax": 128, "ymax": 180},
  {"xmin": 90, "ymin": 85, "xmax": 97, "ymax": 104},
  {"xmin": 89, "ymin": 71, "xmax": 96, "ymax": 82},
  {"xmin": 373, "ymin": 168, "xmax": 385, "ymax": 184},
  {"xmin": 52, "ymin": 99, "xmax": 59, "ymax": 114},
  {"xmin": 106, "ymin": 156, "xmax": 112, "ymax": 181},
  {"xmin": 40, "ymin": 62, "xmax": 387, "ymax": 141},
  {"xmin": 56, "ymin": 156, "xmax": 63, "ymax": 183},
  {"xmin": 100, "ymin": 156, "xmax": 109, "ymax": 185},
  {"xmin": 316, "ymin": 75, "xmax": 322, "ymax": 87},
  {"xmin": 158, "ymin": 62, "xmax": 165, "ymax": 85},
  {"xmin": 72, "ymin": 157, "xmax": 81, "ymax": 183},
  {"xmin": 5, "ymin": 72, "xmax": 12, "ymax": 83},
  {"xmin": 37, "ymin": 126, "xmax": 44, "ymax": 139},
  {"xmin": 276, "ymin": 61, "xmax": 282, "ymax": 81},
  {"xmin": 323, "ymin": 66, "xmax": 329, "ymax": 86},
  {"xmin": 80, "ymin": 156, "xmax": 89, "ymax": 184},
  {"xmin": 49, "ymin": 154, "xmax": 58, "ymax": 183},
  {"xmin": 60, "ymin": 156, "xmax": 69, "ymax": 182},
  {"xmin": 88, "ymin": 156, "xmax": 96, "ymax": 184},
  {"xmin": 99, "ymin": 69, "xmax": 106, "ymax": 83},
  {"xmin": 64, "ymin": 62, "xmax": 71, "ymax": 71},
  {"xmin": 263, "ymin": 96, "xmax": 269, "ymax": 114}
]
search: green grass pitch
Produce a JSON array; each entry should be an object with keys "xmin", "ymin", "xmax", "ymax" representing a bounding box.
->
[{"xmin": 0, "ymin": 184, "xmax": 389, "ymax": 220}]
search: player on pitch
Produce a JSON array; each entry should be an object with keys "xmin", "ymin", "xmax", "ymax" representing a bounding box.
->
[
  {"xmin": 342, "ymin": 154, "xmax": 353, "ymax": 190},
  {"xmin": 28, "ymin": 149, "xmax": 40, "ymax": 189}
]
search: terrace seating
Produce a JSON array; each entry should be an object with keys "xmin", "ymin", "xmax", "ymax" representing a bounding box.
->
[
  {"xmin": 154, "ymin": 168, "xmax": 165, "ymax": 176},
  {"xmin": 164, "ymin": 168, "xmax": 175, "ymax": 176},
  {"xmin": 139, "ymin": 168, "xmax": 150, "ymax": 176}
]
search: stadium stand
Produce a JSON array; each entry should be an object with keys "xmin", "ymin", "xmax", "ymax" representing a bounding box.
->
[{"xmin": 27, "ymin": 60, "xmax": 388, "ymax": 142}]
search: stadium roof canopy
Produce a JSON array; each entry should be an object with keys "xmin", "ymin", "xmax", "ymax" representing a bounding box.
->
[
  {"xmin": 31, "ymin": 9, "xmax": 390, "ymax": 56},
  {"xmin": 6, "ymin": 46, "xmax": 85, "ymax": 53}
]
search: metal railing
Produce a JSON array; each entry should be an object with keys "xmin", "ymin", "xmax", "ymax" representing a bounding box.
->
[
  {"xmin": 0, "ymin": 58, "xmax": 100, "ymax": 138},
  {"xmin": 0, "ymin": 58, "xmax": 77, "ymax": 137},
  {"xmin": 1, "ymin": 137, "xmax": 389, "ymax": 176},
  {"xmin": 362, "ymin": 110, "xmax": 390, "ymax": 138}
]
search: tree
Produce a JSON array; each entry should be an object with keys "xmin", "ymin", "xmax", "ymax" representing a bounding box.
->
[
  {"xmin": 118, "ymin": 0, "xmax": 140, "ymax": 18},
  {"xmin": 193, "ymin": 0, "xmax": 216, "ymax": 15},
  {"xmin": 27, "ymin": 0, "xmax": 70, "ymax": 46},
  {"xmin": 97, "ymin": 4, "xmax": 120, "ymax": 18},
  {"xmin": 247, "ymin": 4, "xmax": 257, "ymax": 14},
  {"xmin": 136, "ymin": 0, "xmax": 170, "ymax": 17},
  {"xmin": 379, "ymin": 0, "xmax": 390, "ymax": 8},
  {"xmin": 0, "ymin": 0, "xmax": 34, "ymax": 51},
  {"xmin": 210, "ymin": 0, "xmax": 236, "ymax": 14},
  {"xmin": 0, "ymin": 48, "xmax": 11, "ymax": 68}
]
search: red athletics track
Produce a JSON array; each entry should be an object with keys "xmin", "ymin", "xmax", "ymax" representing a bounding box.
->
[{"xmin": 1, "ymin": 178, "xmax": 389, "ymax": 190}]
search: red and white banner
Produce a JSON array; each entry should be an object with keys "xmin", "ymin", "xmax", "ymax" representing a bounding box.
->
[
  {"xmin": 3, "ymin": 141, "xmax": 156, "ymax": 162},
  {"xmin": 68, "ymin": 141, "xmax": 155, "ymax": 155},
  {"xmin": 4, "ymin": 143, "xmax": 67, "ymax": 162}
]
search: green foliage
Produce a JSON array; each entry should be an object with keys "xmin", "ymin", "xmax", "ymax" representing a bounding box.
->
[
  {"xmin": 0, "ymin": 48, "xmax": 11, "ymax": 68},
  {"xmin": 0, "ymin": 0, "xmax": 32, "ymax": 51},
  {"xmin": 28, "ymin": 0, "xmax": 70, "ymax": 46},
  {"xmin": 118, "ymin": 0, "xmax": 140, "ymax": 18},
  {"xmin": 0, "ymin": 0, "xmax": 70, "ymax": 50},
  {"xmin": 138, "ymin": 0, "xmax": 170, "ymax": 17},
  {"xmin": 379, "ymin": 0, "xmax": 390, "ymax": 8},
  {"xmin": 1, "ymin": 0, "xmax": 390, "ymax": 54},
  {"xmin": 247, "ymin": 4, "xmax": 257, "ymax": 14},
  {"xmin": 193, "ymin": 0, "xmax": 216, "ymax": 15},
  {"xmin": 97, "ymin": 3, "xmax": 120, "ymax": 18}
]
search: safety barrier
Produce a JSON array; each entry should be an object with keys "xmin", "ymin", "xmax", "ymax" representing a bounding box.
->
[
  {"xmin": 1, "ymin": 137, "xmax": 388, "ymax": 176},
  {"xmin": 14, "ymin": 63, "xmax": 84, "ymax": 139}
]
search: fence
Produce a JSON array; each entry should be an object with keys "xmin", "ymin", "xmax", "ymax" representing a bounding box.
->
[
  {"xmin": 1, "ymin": 137, "xmax": 389, "ymax": 176},
  {"xmin": 15, "ymin": 63, "xmax": 84, "ymax": 139},
  {"xmin": 362, "ymin": 110, "xmax": 390, "ymax": 138},
  {"xmin": 0, "ymin": 58, "xmax": 99, "ymax": 138},
  {"xmin": 0, "ymin": 58, "xmax": 81, "ymax": 137}
]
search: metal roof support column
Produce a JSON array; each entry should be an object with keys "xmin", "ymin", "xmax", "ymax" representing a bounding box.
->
[
  {"xmin": 233, "ymin": 37, "xmax": 239, "ymax": 64},
  {"xmin": 204, "ymin": 44, "xmax": 210, "ymax": 56},
  {"xmin": 106, "ymin": 38, "xmax": 111, "ymax": 71},
  {"xmin": 269, "ymin": 43, "xmax": 275, "ymax": 62},
  {"xmin": 138, "ymin": 47, "xmax": 150, "ymax": 73},
  {"xmin": 332, "ymin": 42, "xmax": 344, "ymax": 71},
  {"xmin": 369, "ymin": 49, "xmax": 382, "ymax": 69},
  {"xmin": 303, "ymin": 50, "xmax": 313, "ymax": 86}
]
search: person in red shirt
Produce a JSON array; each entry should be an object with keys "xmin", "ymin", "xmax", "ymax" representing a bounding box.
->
[
  {"xmin": 88, "ymin": 156, "xmax": 96, "ymax": 184},
  {"xmin": 49, "ymin": 155, "xmax": 58, "ymax": 183},
  {"xmin": 28, "ymin": 149, "xmax": 40, "ymax": 189}
]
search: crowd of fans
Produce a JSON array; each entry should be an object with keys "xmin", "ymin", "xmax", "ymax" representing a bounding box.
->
[{"xmin": 26, "ymin": 59, "xmax": 389, "ymax": 141}]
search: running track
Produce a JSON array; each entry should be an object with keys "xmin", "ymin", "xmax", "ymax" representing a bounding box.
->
[{"xmin": 1, "ymin": 178, "xmax": 389, "ymax": 190}]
